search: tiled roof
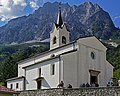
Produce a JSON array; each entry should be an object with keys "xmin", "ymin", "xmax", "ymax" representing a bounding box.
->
[
  {"xmin": 23, "ymin": 49, "xmax": 77, "ymax": 68},
  {"xmin": 6, "ymin": 76, "xmax": 25, "ymax": 81},
  {"xmin": 0, "ymin": 86, "xmax": 16, "ymax": 94}
]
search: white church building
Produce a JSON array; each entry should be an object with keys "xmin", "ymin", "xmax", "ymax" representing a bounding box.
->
[{"xmin": 6, "ymin": 7, "xmax": 113, "ymax": 91}]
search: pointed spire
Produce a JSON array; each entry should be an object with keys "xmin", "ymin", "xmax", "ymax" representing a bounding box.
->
[{"xmin": 56, "ymin": 2, "xmax": 63, "ymax": 28}]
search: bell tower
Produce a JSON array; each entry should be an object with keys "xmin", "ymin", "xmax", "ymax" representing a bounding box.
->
[{"xmin": 50, "ymin": 4, "xmax": 69, "ymax": 50}]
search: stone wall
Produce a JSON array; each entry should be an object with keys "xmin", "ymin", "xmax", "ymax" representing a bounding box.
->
[{"xmin": 18, "ymin": 87, "xmax": 120, "ymax": 96}]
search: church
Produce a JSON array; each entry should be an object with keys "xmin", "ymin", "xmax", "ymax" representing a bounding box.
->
[{"xmin": 6, "ymin": 6, "xmax": 113, "ymax": 91}]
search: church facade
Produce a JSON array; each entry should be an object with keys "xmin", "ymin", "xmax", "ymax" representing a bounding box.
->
[{"xmin": 6, "ymin": 7, "xmax": 113, "ymax": 91}]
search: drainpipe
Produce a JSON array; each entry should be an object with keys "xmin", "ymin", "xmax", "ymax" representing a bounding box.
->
[
  {"xmin": 59, "ymin": 55, "xmax": 61, "ymax": 83},
  {"xmin": 59, "ymin": 55, "xmax": 64, "ymax": 82},
  {"xmin": 76, "ymin": 41, "xmax": 79, "ymax": 88},
  {"xmin": 24, "ymin": 68, "xmax": 26, "ymax": 91}
]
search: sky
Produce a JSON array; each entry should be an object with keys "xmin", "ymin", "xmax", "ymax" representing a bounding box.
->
[{"xmin": 0, "ymin": 0, "xmax": 120, "ymax": 27}]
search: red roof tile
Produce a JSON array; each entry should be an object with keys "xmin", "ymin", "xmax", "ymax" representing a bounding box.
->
[{"xmin": 0, "ymin": 86, "xmax": 16, "ymax": 94}]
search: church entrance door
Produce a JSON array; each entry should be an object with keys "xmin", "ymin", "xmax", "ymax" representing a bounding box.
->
[
  {"xmin": 90, "ymin": 76, "xmax": 97, "ymax": 84},
  {"xmin": 89, "ymin": 70, "xmax": 100, "ymax": 85},
  {"xmin": 36, "ymin": 68, "xmax": 44, "ymax": 89}
]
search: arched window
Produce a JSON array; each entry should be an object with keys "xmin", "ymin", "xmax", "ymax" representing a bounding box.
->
[
  {"xmin": 53, "ymin": 36, "xmax": 56, "ymax": 44},
  {"xmin": 50, "ymin": 64, "xmax": 55, "ymax": 75},
  {"xmin": 62, "ymin": 36, "xmax": 66, "ymax": 44},
  {"xmin": 10, "ymin": 84, "xmax": 13, "ymax": 89},
  {"xmin": 91, "ymin": 52, "xmax": 96, "ymax": 60},
  {"xmin": 16, "ymin": 83, "xmax": 19, "ymax": 89}
]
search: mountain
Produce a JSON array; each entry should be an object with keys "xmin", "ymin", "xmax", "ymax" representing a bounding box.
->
[{"xmin": 0, "ymin": 2, "xmax": 120, "ymax": 44}]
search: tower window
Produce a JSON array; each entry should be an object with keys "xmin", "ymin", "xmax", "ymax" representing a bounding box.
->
[
  {"xmin": 62, "ymin": 36, "xmax": 66, "ymax": 44},
  {"xmin": 50, "ymin": 64, "xmax": 55, "ymax": 75},
  {"xmin": 53, "ymin": 36, "xmax": 56, "ymax": 44},
  {"xmin": 39, "ymin": 68, "xmax": 41, "ymax": 77}
]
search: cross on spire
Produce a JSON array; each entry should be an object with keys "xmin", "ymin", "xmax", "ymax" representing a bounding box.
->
[{"xmin": 59, "ymin": 2, "xmax": 61, "ymax": 13}]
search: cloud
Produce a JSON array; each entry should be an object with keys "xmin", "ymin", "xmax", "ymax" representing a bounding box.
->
[
  {"xmin": 113, "ymin": 15, "xmax": 120, "ymax": 21},
  {"xmin": 0, "ymin": 0, "xmax": 44, "ymax": 23},
  {"xmin": 0, "ymin": 16, "xmax": 9, "ymax": 21},
  {"xmin": 30, "ymin": 1, "xmax": 39, "ymax": 9},
  {"xmin": 0, "ymin": 0, "xmax": 27, "ymax": 21},
  {"xmin": 29, "ymin": 0, "xmax": 47, "ymax": 10},
  {"xmin": 114, "ymin": 16, "xmax": 120, "ymax": 19}
]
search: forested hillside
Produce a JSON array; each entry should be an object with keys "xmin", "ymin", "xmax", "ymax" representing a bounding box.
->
[
  {"xmin": 107, "ymin": 45, "xmax": 120, "ymax": 79},
  {"xmin": 0, "ymin": 42, "xmax": 49, "ymax": 85}
]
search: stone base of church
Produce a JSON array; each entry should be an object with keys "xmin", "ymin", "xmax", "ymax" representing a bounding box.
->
[{"xmin": 18, "ymin": 87, "xmax": 120, "ymax": 96}]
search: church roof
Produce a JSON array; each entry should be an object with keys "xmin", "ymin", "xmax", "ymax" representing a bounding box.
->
[
  {"xmin": 18, "ymin": 41, "xmax": 76, "ymax": 64},
  {"xmin": 23, "ymin": 55, "xmax": 60, "ymax": 68},
  {"xmin": 6, "ymin": 76, "xmax": 25, "ymax": 81},
  {"xmin": 23, "ymin": 49, "xmax": 77, "ymax": 69}
]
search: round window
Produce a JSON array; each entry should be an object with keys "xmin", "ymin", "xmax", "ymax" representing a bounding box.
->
[
  {"xmin": 51, "ymin": 54, "xmax": 55, "ymax": 58},
  {"xmin": 91, "ymin": 52, "xmax": 95, "ymax": 60}
]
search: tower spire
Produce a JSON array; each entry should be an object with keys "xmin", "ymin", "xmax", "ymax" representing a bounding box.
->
[
  {"xmin": 50, "ymin": 2, "xmax": 69, "ymax": 50},
  {"xmin": 56, "ymin": 2, "xmax": 63, "ymax": 28}
]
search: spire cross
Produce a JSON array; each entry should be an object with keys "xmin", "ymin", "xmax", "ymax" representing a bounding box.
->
[{"xmin": 59, "ymin": 2, "xmax": 61, "ymax": 12}]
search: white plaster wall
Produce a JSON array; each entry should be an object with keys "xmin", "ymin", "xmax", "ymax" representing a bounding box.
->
[
  {"xmin": 77, "ymin": 37, "xmax": 113, "ymax": 87},
  {"xmin": 87, "ymin": 47, "xmax": 100, "ymax": 70},
  {"xmin": 62, "ymin": 51, "xmax": 78, "ymax": 88},
  {"xmin": 26, "ymin": 67, "xmax": 38, "ymax": 90},
  {"xmin": 18, "ymin": 59, "xmax": 35, "ymax": 77},
  {"xmin": 78, "ymin": 45, "xmax": 89, "ymax": 85},
  {"xmin": 25, "ymin": 58, "xmax": 60, "ymax": 90},
  {"xmin": 106, "ymin": 61, "xmax": 113, "ymax": 82},
  {"xmin": 7, "ymin": 78, "xmax": 24, "ymax": 91},
  {"xmin": 41, "ymin": 59, "xmax": 59, "ymax": 89},
  {"xmin": 77, "ymin": 37, "xmax": 107, "ymax": 51},
  {"xmin": 87, "ymin": 47, "xmax": 108, "ymax": 86},
  {"xmin": 78, "ymin": 44, "xmax": 107, "ymax": 86},
  {"xmin": 98, "ymin": 51, "xmax": 108, "ymax": 86},
  {"xmin": 18, "ymin": 65, "xmax": 25, "ymax": 77}
]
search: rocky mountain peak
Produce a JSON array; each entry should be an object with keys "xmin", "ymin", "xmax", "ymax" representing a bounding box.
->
[
  {"xmin": 0, "ymin": 2, "xmax": 119, "ymax": 44},
  {"xmin": 94, "ymin": 3, "xmax": 102, "ymax": 11},
  {"xmin": 83, "ymin": 2, "xmax": 94, "ymax": 8},
  {"xmin": 74, "ymin": 2, "xmax": 102, "ymax": 24}
]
